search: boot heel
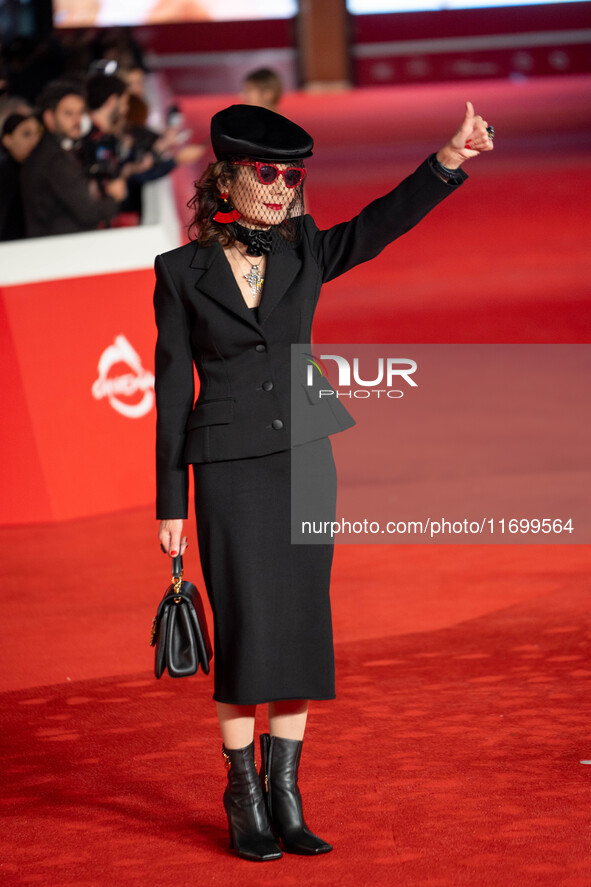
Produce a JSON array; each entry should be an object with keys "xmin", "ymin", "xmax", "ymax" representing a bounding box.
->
[{"xmin": 226, "ymin": 814, "xmax": 235, "ymax": 849}]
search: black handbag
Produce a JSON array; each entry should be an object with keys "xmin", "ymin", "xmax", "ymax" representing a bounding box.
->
[{"xmin": 150, "ymin": 554, "xmax": 212, "ymax": 678}]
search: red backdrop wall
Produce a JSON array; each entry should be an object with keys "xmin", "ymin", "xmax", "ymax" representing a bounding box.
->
[{"xmin": 0, "ymin": 269, "xmax": 160, "ymax": 524}]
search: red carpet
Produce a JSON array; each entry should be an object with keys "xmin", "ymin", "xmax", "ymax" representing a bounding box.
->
[
  {"xmin": 2, "ymin": 563, "xmax": 591, "ymax": 886},
  {"xmin": 2, "ymin": 77, "xmax": 591, "ymax": 886}
]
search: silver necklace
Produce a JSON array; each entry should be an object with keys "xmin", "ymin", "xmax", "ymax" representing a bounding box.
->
[{"xmin": 233, "ymin": 246, "xmax": 264, "ymax": 299}]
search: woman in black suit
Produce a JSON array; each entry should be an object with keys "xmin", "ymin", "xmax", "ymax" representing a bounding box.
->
[{"xmin": 154, "ymin": 102, "xmax": 493, "ymax": 861}]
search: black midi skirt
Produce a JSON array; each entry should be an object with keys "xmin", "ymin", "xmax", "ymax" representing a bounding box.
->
[{"xmin": 193, "ymin": 437, "xmax": 337, "ymax": 705}]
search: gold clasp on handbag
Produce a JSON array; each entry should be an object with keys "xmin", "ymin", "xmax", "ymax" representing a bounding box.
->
[{"xmin": 173, "ymin": 572, "xmax": 183, "ymax": 603}]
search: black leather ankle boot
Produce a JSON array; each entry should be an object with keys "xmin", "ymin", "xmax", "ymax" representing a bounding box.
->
[
  {"xmin": 259, "ymin": 733, "xmax": 332, "ymax": 855},
  {"xmin": 222, "ymin": 742, "xmax": 283, "ymax": 862}
]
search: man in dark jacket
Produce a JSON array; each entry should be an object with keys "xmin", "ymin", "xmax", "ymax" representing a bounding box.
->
[
  {"xmin": 21, "ymin": 80, "xmax": 127, "ymax": 237},
  {"xmin": 79, "ymin": 73, "xmax": 164, "ymax": 217}
]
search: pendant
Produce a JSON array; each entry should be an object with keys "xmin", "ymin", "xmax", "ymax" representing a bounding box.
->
[{"xmin": 244, "ymin": 265, "xmax": 263, "ymax": 299}]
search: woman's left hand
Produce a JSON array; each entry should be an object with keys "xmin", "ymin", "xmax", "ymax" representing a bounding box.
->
[{"xmin": 436, "ymin": 101, "xmax": 494, "ymax": 169}]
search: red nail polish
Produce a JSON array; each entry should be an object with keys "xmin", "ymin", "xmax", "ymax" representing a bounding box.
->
[{"xmin": 170, "ymin": 550, "xmax": 178, "ymax": 556}]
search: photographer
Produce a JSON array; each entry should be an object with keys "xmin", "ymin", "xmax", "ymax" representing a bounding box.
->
[
  {"xmin": 21, "ymin": 79, "xmax": 126, "ymax": 237},
  {"xmin": 79, "ymin": 72, "xmax": 153, "ymax": 197}
]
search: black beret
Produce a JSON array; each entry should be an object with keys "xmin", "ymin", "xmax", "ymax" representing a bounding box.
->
[{"xmin": 211, "ymin": 104, "xmax": 313, "ymax": 162}]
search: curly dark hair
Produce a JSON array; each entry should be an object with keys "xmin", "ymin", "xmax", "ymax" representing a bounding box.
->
[
  {"xmin": 187, "ymin": 160, "xmax": 239, "ymax": 247},
  {"xmin": 187, "ymin": 159, "xmax": 305, "ymax": 248}
]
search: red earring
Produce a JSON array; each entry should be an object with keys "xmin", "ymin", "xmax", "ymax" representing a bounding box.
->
[{"xmin": 213, "ymin": 191, "xmax": 242, "ymax": 223}]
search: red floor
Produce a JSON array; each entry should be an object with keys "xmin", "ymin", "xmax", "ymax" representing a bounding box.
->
[{"xmin": 2, "ymin": 77, "xmax": 591, "ymax": 886}]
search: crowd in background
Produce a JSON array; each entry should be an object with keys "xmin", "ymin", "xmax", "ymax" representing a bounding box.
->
[
  {"xmin": 0, "ymin": 27, "xmax": 206, "ymax": 242},
  {"xmin": 0, "ymin": 25, "xmax": 286, "ymax": 243}
]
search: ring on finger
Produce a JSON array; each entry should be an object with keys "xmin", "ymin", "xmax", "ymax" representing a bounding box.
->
[{"xmin": 486, "ymin": 125, "xmax": 495, "ymax": 140}]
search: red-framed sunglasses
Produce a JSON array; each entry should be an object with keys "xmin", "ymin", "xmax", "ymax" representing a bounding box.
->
[{"xmin": 232, "ymin": 160, "xmax": 307, "ymax": 188}]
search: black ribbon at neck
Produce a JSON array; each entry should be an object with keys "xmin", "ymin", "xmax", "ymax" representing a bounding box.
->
[{"xmin": 233, "ymin": 223, "xmax": 273, "ymax": 257}]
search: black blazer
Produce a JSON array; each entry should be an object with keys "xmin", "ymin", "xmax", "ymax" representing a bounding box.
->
[{"xmin": 154, "ymin": 157, "xmax": 467, "ymax": 518}]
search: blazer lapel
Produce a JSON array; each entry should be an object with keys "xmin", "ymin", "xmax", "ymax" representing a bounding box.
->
[
  {"xmin": 189, "ymin": 239, "xmax": 301, "ymax": 328},
  {"xmin": 258, "ymin": 246, "xmax": 301, "ymax": 325},
  {"xmin": 190, "ymin": 241, "xmax": 258, "ymax": 328}
]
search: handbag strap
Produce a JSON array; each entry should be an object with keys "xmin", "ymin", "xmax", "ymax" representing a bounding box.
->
[
  {"xmin": 172, "ymin": 554, "xmax": 183, "ymax": 598},
  {"xmin": 172, "ymin": 553, "xmax": 183, "ymax": 580}
]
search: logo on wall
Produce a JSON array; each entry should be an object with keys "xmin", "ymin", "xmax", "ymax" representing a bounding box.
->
[{"xmin": 92, "ymin": 335, "xmax": 155, "ymax": 418}]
